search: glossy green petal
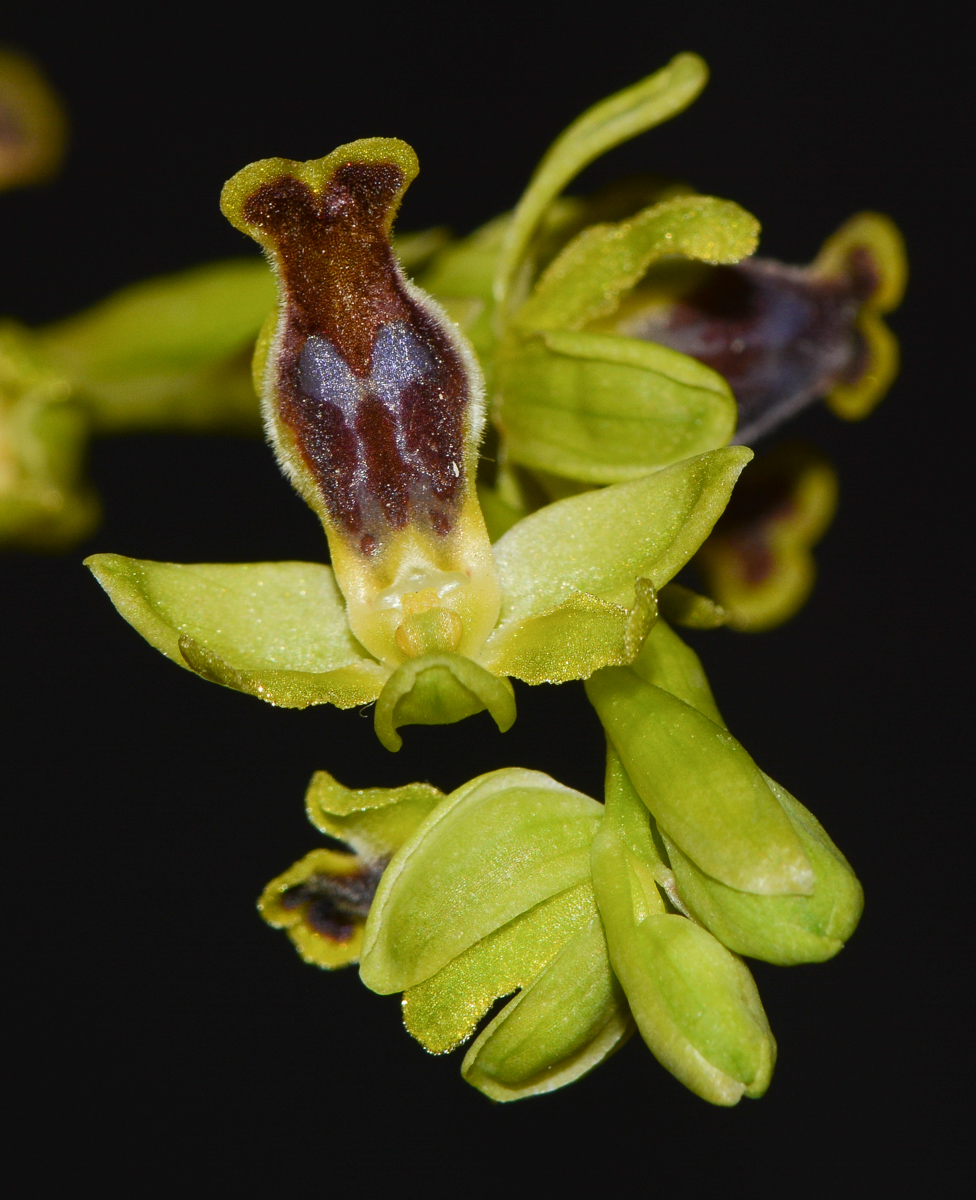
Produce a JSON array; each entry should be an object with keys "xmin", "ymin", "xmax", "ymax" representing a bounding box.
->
[
  {"xmin": 587, "ymin": 667, "xmax": 812, "ymax": 895},
  {"xmin": 494, "ymin": 53, "xmax": 708, "ymax": 308},
  {"xmin": 401, "ymin": 881, "xmax": 596, "ymax": 1053},
  {"xmin": 359, "ymin": 768, "xmax": 602, "ymax": 994},
  {"xmin": 304, "ymin": 770, "xmax": 444, "ymax": 859},
  {"xmin": 591, "ymin": 775, "xmax": 775, "ymax": 1104},
  {"xmin": 85, "ymin": 554, "xmax": 385, "ymax": 707},
  {"xmin": 478, "ymin": 579, "xmax": 657, "ymax": 685},
  {"xmin": 514, "ymin": 196, "xmax": 759, "ymax": 335},
  {"xmin": 373, "ymin": 652, "xmax": 516, "ymax": 752},
  {"xmin": 39, "ymin": 260, "xmax": 274, "ymax": 433},
  {"xmin": 460, "ymin": 913, "xmax": 634, "ymax": 1101},
  {"xmin": 485, "ymin": 449, "xmax": 751, "ymax": 656},
  {"xmin": 663, "ymin": 774, "xmax": 864, "ymax": 965},
  {"xmin": 497, "ymin": 330, "xmax": 736, "ymax": 483}
]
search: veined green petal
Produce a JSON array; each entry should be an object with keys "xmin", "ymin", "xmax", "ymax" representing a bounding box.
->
[
  {"xmin": 663, "ymin": 774, "xmax": 864, "ymax": 965},
  {"xmin": 460, "ymin": 913, "xmax": 634, "ymax": 1101},
  {"xmin": 487, "ymin": 448, "xmax": 751, "ymax": 638},
  {"xmin": 494, "ymin": 53, "xmax": 708, "ymax": 308},
  {"xmin": 515, "ymin": 196, "xmax": 759, "ymax": 334},
  {"xmin": 85, "ymin": 554, "xmax": 385, "ymax": 707},
  {"xmin": 304, "ymin": 771, "xmax": 444, "ymax": 860},
  {"xmin": 359, "ymin": 768, "xmax": 602, "ymax": 994},
  {"xmin": 496, "ymin": 332, "xmax": 736, "ymax": 483},
  {"xmin": 587, "ymin": 669, "xmax": 812, "ymax": 895},
  {"xmin": 402, "ymin": 881, "xmax": 596, "ymax": 1054},
  {"xmin": 373, "ymin": 652, "xmax": 516, "ymax": 752},
  {"xmin": 479, "ymin": 579, "xmax": 657, "ymax": 684}
]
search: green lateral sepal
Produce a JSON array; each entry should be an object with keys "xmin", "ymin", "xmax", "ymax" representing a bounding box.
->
[{"xmin": 373, "ymin": 652, "xmax": 516, "ymax": 752}]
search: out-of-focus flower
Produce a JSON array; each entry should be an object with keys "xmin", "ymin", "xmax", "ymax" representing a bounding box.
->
[
  {"xmin": 694, "ymin": 441, "xmax": 838, "ymax": 631},
  {"xmin": 88, "ymin": 131, "xmax": 753, "ymax": 748},
  {"xmin": 0, "ymin": 46, "xmax": 66, "ymax": 191}
]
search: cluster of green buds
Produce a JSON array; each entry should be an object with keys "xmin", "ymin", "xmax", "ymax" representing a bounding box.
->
[{"xmin": 70, "ymin": 54, "xmax": 899, "ymax": 1101}]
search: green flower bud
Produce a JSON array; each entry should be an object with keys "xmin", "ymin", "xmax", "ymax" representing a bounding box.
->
[
  {"xmin": 695, "ymin": 441, "xmax": 838, "ymax": 631},
  {"xmin": 359, "ymin": 768, "xmax": 632, "ymax": 1098},
  {"xmin": 587, "ymin": 650, "xmax": 814, "ymax": 896},
  {"xmin": 590, "ymin": 747, "xmax": 776, "ymax": 1105}
]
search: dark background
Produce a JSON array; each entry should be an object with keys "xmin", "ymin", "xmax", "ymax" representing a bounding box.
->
[{"xmin": 3, "ymin": 3, "xmax": 968, "ymax": 1188}]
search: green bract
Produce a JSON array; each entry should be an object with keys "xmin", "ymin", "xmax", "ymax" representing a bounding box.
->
[{"xmin": 87, "ymin": 445, "xmax": 750, "ymax": 748}]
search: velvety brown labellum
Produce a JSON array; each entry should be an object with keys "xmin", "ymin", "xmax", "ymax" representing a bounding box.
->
[
  {"xmin": 281, "ymin": 858, "xmax": 387, "ymax": 944},
  {"xmin": 630, "ymin": 250, "xmax": 881, "ymax": 444},
  {"xmin": 242, "ymin": 164, "xmax": 469, "ymax": 554}
]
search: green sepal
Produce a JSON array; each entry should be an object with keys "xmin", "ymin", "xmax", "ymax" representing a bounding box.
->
[
  {"xmin": 460, "ymin": 913, "xmax": 634, "ymax": 1101},
  {"xmin": 304, "ymin": 770, "xmax": 445, "ymax": 860},
  {"xmin": 373, "ymin": 652, "xmax": 516, "ymax": 752},
  {"xmin": 514, "ymin": 195, "xmax": 759, "ymax": 335},
  {"xmin": 494, "ymin": 53, "xmax": 708, "ymax": 309},
  {"xmin": 401, "ymin": 881, "xmax": 596, "ymax": 1053},
  {"xmin": 359, "ymin": 768, "xmax": 602, "ymax": 994},
  {"xmin": 485, "ymin": 449, "xmax": 752, "ymax": 650},
  {"xmin": 663, "ymin": 774, "xmax": 864, "ymax": 965},
  {"xmin": 479, "ymin": 578, "xmax": 657, "ymax": 685},
  {"xmin": 657, "ymin": 582, "xmax": 728, "ymax": 630},
  {"xmin": 586, "ymin": 666, "xmax": 813, "ymax": 895},
  {"xmin": 497, "ymin": 331, "xmax": 736, "ymax": 484},
  {"xmin": 85, "ymin": 554, "xmax": 385, "ymax": 707},
  {"xmin": 591, "ymin": 772, "xmax": 775, "ymax": 1104}
]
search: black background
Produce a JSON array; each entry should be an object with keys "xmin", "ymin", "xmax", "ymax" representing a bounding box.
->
[{"xmin": 3, "ymin": 3, "xmax": 968, "ymax": 1188}]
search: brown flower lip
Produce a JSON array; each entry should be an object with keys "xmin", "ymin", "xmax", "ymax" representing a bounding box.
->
[{"xmin": 242, "ymin": 162, "xmax": 470, "ymax": 556}]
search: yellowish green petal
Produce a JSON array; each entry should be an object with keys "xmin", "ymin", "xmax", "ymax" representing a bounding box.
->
[
  {"xmin": 360, "ymin": 768, "xmax": 602, "ymax": 994},
  {"xmin": 494, "ymin": 53, "xmax": 708, "ymax": 309},
  {"xmin": 304, "ymin": 771, "xmax": 444, "ymax": 858},
  {"xmin": 402, "ymin": 881, "xmax": 596, "ymax": 1054},
  {"xmin": 85, "ymin": 554, "xmax": 386, "ymax": 707},
  {"xmin": 514, "ymin": 196, "xmax": 759, "ymax": 335},
  {"xmin": 460, "ymin": 913, "xmax": 633, "ymax": 1101}
]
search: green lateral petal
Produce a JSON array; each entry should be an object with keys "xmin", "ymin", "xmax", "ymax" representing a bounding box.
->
[
  {"xmin": 359, "ymin": 768, "xmax": 602, "ymax": 994},
  {"xmin": 373, "ymin": 652, "xmax": 516, "ymax": 752},
  {"xmin": 304, "ymin": 771, "xmax": 444, "ymax": 860},
  {"xmin": 461, "ymin": 914, "xmax": 634, "ymax": 1101},
  {"xmin": 40, "ymin": 260, "xmax": 274, "ymax": 433},
  {"xmin": 401, "ymin": 882, "xmax": 595, "ymax": 1054},
  {"xmin": 630, "ymin": 619, "xmax": 726, "ymax": 727},
  {"xmin": 657, "ymin": 583, "xmax": 728, "ymax": 630},
  {"xmin": 515, "ymin": 196, "xmax": 759, "ymax": 334},
  {"xmin": 86, "ymin": 554, "xmax": 385, "ymax": 707},
  {"xmin": 590, "ymin": 813, "xmax": 775, "ymax": 1104},
  {"xmin": 487, "ymin": 448, "xmax": 751, "ymax": 644},
  {"xmin": 479, "ymin": 579, "xmax": 657, "ymax": 684},
  {"xmin": 497, "ymin": 332, "xmax": 736, "ymax": 483},
  {"xmin": 663, "ymin": 774, "xmax": 864, "ymax": 965},
  {"xmin": 587, "ymin": 669, "xmax": 812, "ymax": 895},
  {"xmin": 494, "ymin": 53, "xmax": 708, "ymax": 308}
]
